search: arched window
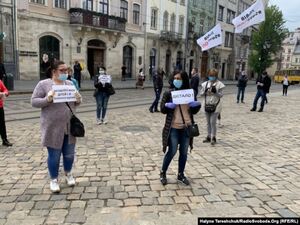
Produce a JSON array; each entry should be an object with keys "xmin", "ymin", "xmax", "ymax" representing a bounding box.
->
[
  {"xmin": 163, "ymin": 11, "xmax": 169, "ymax": 31},
  {"xmin": 123, "ymin": 45, "xmax": 133, "ymax": 78},
  {"xmin": 39, "ymin": 35, "xmax": 60, "ymax": 79},
  {"xmin": 170, "ymin": 14, "xmax": 176, "ymax": 33},
  {"xmin": 133, "ymin": 4, "xmax": 140, "ymax": 25}
]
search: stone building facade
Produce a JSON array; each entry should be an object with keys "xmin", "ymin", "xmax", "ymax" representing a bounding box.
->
[
  {"xmin": 17, "ymin": 0, "xmax": 145, "ymax": 80},
  {"xmin": 144, "ymin": 0, "xmax": 187, "ymax": 79},
  {"xmin": 186, "ymin": 0, "xmax": 217, "ymax": 79},
  {"xmin": 0, "ymin": 0, "xmax": 17, "ymax": 77}
]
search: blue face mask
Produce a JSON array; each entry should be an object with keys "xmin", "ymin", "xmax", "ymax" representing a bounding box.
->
[
  {"xmin": 208, "ymin": 76, "xmax": 216, "ymax": 81},
  {"xmin": 58, "ymin": 73, "xmax": 68, "ymax": 81},
  {"xmin": 173, "ymin": 80, "xmax": 183, "ymax": 89}
]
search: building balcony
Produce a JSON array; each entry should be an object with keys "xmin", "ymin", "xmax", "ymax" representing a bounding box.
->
[
  {"xmin": 160, "ymin": 31, "xmax": 183, "ymax": 43},
  {"xmin": 69, "ymin": 8, "xmax": 126, "ymax": 32}
]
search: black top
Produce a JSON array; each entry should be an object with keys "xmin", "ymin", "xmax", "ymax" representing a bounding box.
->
[
  {"xmin": 256, "ymin": 75, "xmax": 271, "ymax": 93},
  {"xmin": 190, "ymin": 74, "xmax": 200, "ymax": 96}
]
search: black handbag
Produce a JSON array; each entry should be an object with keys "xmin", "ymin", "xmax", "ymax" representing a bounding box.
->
[
  {"xmin": 107, "ymin": 85, "xmax": 115, "ymax": 95},
  {"xmin": 66, "ymin": 103, "xmax": 85, "ymax": 137},
  {"xmin": 204, "ymin": 82, "xmax": 220, "ymax": 113},
  {"xmin": 179, "ymin": 105, "xmax": 200, "ymax": 137}
]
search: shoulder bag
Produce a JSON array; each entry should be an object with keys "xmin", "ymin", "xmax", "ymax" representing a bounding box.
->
[
  {"xmin": 204, "ymin": 82, "xmax": 220, "ymax": 113},
  {"xmin": 66, "ymin": 103, "xmax": 85, "ymax": 137},
  {"xmin": 179, "ymin": 105, "xmax": 199, "ymax": 137}
]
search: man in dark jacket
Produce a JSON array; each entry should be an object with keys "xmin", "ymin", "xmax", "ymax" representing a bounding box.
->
[
  {"xmin": 73, "ymin": 61, "xmax": 82, "ymax": 88},
  {"xmin": 0, "ymin": 62, "xmax": 6, "ymax": 81},
  {"xmin": 250, "ymin": 71, "xmax": 271, "ymax": 112},
  {"xmin": 236, "ymin": 70, "xmax": 248, "ymax": 103},
  {"xmin": 149, "ymin": 69, "xmax": 164, "ymax": 113},
  {"xmin": 190, "ymin": 67, "xmax": 200, "ymax": 100}
]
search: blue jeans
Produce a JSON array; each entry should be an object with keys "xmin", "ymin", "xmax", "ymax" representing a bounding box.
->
[
  {"xmin": 150, "ymin": 88, "xmax": 162, "ymax": 111},
  {"xmin": 47, "ymin": 135, "xmax": 75, "ymax": 179},
  {"xmin": 237, "ymin": 87, "xmax": 246, "ymax": 102},
  {"xmin": 95, "ymin": 91, "xmax": 110, "ymax": 120},
  {"xmin": 162, "ymin": 128, "xmax": 189, "ymax": 174},
  {"xmin": 252, "ymin": 89, "xmax": 266, "ymax": 110}
]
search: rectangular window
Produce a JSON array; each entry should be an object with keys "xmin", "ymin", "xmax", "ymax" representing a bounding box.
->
[
  {"xmin": 99, "ymin": 0, "xmax": 108, "ymax": 14},
  {"xmin": 193, "ymin": 0, "xmax": 197, "ymax": 7},
  {"xmin": 151, "ymin": 9, "xmax": 157, "ymax": 29},
  {"xmin": 225, "ymin": 32, "xmax": 234, "ymax": 47},
  {"xmin": 287, "ymin": 56, "xmax": 290, "ymax": 61},
  {"xmin": 226, "ymin": 9, "xmax": 235, "ymax": 24},
  {"xmin": 180, "ymin": 0, "xmax": 185, "ymax": 5},
  {"xmin": 82, "ymin": 0, "xmax": 93, "ymax": 11},
  {"xmin": 179, "ymin": 16, "xmax": 184, "ymax": 34},
  {"xmin": 54, "ymin": 0, "xmax": 67, "ymax": 9},
  {"xmin": 296, "ymin": 58, "xmax": 298, "ymax": 63},
  {"xmin": 218, "ymin": 5, "xmax": 224, "ymax": 21},
  {"xmin": 30, "ymin": 0, "xmax": 45, "ymax": 4},
  {"xmin": 133, "ymin": 4, "xmax": 140, "ymax": 25},
  {"xmin": 120, "ymin": 0, "xmax": 128, "ymax": 19},
  {"xmin": 288, "ymin": 49, "xmax": 291, "ymax": 54}
]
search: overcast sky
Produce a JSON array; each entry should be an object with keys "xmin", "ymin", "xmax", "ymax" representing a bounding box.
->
[{"xmin": 269, "ymin": 0, "xmax": 300, "ymax": 31}]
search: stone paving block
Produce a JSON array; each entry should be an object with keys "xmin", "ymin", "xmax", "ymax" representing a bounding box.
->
[
  {"xmin": 143, "ymin": 191, "xmax": 159, "ymax": 198},
  {"xmin": 173, "ymin": 196, "xmax": 190, "ymax": 204},
  {"xmin": 31, "ymin": 194, "xmax": 51, "ymax": 201},
  {"xmin": 34, "ymin": 201, "xmax": 54, "ymax": 210},
  {"xmin": 29, "ymin": 209, "xmax": 50, "ymax": 216},
  {"xmin": 158, "ymin": 197, "xmax": 174, "ymax": 205},
  {"xmin": 124, "ymin": 198, "xmax": 142, "ymax": 206},
  {"xmin": 277, "ymin": 208, "xmax": 300, "ymax": 217},
  {"xmin": 53, "ymin": 200, "xmax": 70, "ymax": 209},
  {"xmin": 80, "ymin": 193, "xmax": 97, "ymax": 200},
  {"xmin": 107, "ymin": 199, "xmax": 124, "ymax": 207},
  {"xmin": 15, "ymin": 202, "xmax": 35, "ymax": 211},
  {"xmin": 65, "ymin": 208, "xmax": 86, "ymax": 223},
  {"xmin": 70, "ymin": 200, "xmax": 86, "ymax": 208}
]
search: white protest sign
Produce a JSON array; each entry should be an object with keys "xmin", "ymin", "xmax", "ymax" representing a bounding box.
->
[
  {"xmin": 98, "ymin": 74, "xmax": 111, "ymax": 84},
  {"xmin": 52, "ymin": 85, "xmax": 76, "ymax": 103},
  {"xmin": 232, "ymin": 0, "xmax": 265, "ymax": 33},
  {"xmin": 197, "ymin": 24, "xmax": 222, "ymax": 51},
  {"xmin": 171, "ymin": 89, "xmax": 194, "ymax": 105}
]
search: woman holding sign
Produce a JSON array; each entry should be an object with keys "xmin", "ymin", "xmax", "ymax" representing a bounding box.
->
[
  {"xmin": 94, "ymin": 67, "xmax": 113, "ymax": 125},
  {"xmin": 31, "ymin": 60, "xmax": 82, "ymax": 193},
  {"xmin": 200, "ymin": 69, "xmax": 225, "ymax": 145},
  {"xmin": 160, "ymin": 71, "xmax": 201, "ymax": 186}
]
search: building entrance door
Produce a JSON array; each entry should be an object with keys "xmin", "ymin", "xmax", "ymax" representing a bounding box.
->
[
  {"xmin": 87, "ymin": 40, "xmax": 106, "ymax": 79},
  {"xmin": 201, "ymin": 51, "xmax": 208, "ymax": 79}
]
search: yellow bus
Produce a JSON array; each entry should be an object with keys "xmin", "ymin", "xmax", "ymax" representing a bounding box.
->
[{"xmin": 274, "ymin": 69, "xmax": 300, "ymax": 84}]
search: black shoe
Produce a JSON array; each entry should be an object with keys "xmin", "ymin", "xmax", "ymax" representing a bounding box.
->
[
  {"xmin": 2, "ymin": 140, "xmax": 13, "ymax": 147},
  {"xmin": 211, "ymin": 137, "xmax": 216, "ymax": 146},
  {"xmin": 258, "ymin": 108, "xmax": 263, "ymax": 112},
  {"xmin": 203, "ymin": 136, "xmax": 211, "ymax": 143},
  {"xmin": 237, "ymin": 100, "xmax": 239, "ymax": 103},
  {"xmin": 241, "ymin": 101, "xmax": 245, "ymax": 104},
  {"xmin": 177, "ymin": 173, "xmax": 190, "ymax": 185},
  {"xmin": 250, "ymin": 108, "xmax": 256, "ymax": 111},
  {"xmin": 149, "ymin": 108, "xmax": 154, "ymax": 113},
  {"xmin": 160, "ymin": 171, "xmax": 167, "ymax": 185},
  {"xmin": 154, "ymin": 109, "xmax": 160, "ymax": 112}
]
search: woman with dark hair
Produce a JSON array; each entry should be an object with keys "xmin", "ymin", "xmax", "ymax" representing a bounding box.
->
[
  {"xmin": 31, "ymin": 60, "xmax": 82, "ymax": 193},
  {"xmin": 159, "ymin": 71, "xmax": 201, "ymax": 186}
]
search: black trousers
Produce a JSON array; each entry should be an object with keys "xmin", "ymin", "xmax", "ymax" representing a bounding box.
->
[{"xmin": 0, "ymin": 107, "xmax": 7, "ymax": 141}]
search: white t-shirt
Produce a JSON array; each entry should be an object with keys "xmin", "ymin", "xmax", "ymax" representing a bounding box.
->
[{"xmin": 283, "ymin": 77, "xmax": 289, "ymax": 85}]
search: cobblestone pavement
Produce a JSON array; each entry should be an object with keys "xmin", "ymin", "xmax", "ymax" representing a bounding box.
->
[{"xmin": 0, "ymin": 87, "xmax": 300, "ymax": 225}]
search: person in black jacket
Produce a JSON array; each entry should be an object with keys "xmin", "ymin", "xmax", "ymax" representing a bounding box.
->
[
  {"xmin": 94, "ymin": 67, "xmax": 113, "ymax": 124},
  {"xmin": 250, "ymin": 71, "xmax": 271, "ymax": 112},
  {"xmin": 190, "ymin": 67, "xmax": 200, "ymax": 100},
  {"xmin": 236, "ymin": 71, "xmax": 248, "ymax": 103},
  {"xmin": 149, "ymin": 68, "xmax": 164, "ymax": 113},
  {"xmin": 0, "ymin": 62, "xmax": 6, "ymax": 81},
  {"xmin": 159, "ymin": 71, "xmax": 201, "ymax": 186},
  {"xmin": 73, "ymin": 61, "xmax": 82, "ymax": 88}
]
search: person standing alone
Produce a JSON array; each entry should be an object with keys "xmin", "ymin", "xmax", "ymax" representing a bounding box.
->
[
  {"xmin": 282, "ymin": 74, "xmax": 289, "ymax": 96},
  {"xmin": 73, "ymin": 61, "xmax": 82, "ymax": 89},
  {"xmin": 236, "ymin": 71, "xmax": 248, "ymax": 103},
  {"xmin": 190, "ymin": 68, "xmax": 200, "ymax": 100},
  {"xmin": 149, "ymin": 69, "xmax": 163, "ymax": 113},
  {"xmin": 0, "ymin": 79, "xmax": 12, "ymax": 146},
  {"xmin": 250, "ymin": 71, "xmax": 271, "ymax": 112}
]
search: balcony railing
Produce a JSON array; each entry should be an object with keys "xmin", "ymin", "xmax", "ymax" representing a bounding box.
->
[
  {"xmin": 160, "ymin": 31, "xmax": 182, "ymax": 42},
  {"xmin": 69, "ymin": 8, "xmax": 126, "ymax": 32}
]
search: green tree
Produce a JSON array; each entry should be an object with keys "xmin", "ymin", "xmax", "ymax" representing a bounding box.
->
[{"xmin": 249, "ymin": 5, "xmax": 287, "ymax": 74}]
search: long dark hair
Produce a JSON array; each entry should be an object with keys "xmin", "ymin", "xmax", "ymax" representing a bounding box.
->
[
  {"xmin": 169, "ymin": 70, "xmax": 190, "ymax": 90},
  {"xmin": 46, "ymin": 60, "xmax": 65, "ymax": 78}
]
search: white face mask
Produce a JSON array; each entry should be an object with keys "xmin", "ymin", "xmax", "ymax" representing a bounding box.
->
[{"xmin": 58, "ymin": 73, "xmax": 68, "ymax": 81}]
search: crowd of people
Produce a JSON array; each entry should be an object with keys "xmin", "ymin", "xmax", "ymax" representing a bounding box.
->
[{"xmin": 1, "ymin": 58, "xmax": 284, "ymax": 192}]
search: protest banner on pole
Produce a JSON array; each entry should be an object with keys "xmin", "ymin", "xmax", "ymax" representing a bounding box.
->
[
  {"xmin": 196, "ymin": 24, "xmax": 222, "ymax": 51},
  {"xmin": 53, "ymin": 85, "xmax": 76, "ymax": 103},
  {"xmin": 232, "ymin": 0, "xmax": 265, "ymax": 33},
  {"xmin": 171, "ymin": 89, "xmax": 194, "ymax": 105}
]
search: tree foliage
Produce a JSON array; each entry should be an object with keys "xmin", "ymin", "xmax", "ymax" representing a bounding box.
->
[{"xmin": 249, "ymin": 5, "xmax": 288, "ymax": 74}]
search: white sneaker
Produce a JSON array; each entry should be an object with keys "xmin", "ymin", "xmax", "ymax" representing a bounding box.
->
[
  {"xmin": 102, "ymin": 119, "xmax": 108, "ymax": 124},
  {"xmin": 50, "ymin": 179, "xmax": 60, "ymax": 193},
  {"xmin": 97, "ymin": 118, "xmax": 102, "ymax": 125},
  {"xmin": 65, "ymin": 173, "xmax": 76, "ymax": 186}
]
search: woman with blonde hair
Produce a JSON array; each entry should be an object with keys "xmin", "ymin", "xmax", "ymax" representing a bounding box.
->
[{"xmin": 200, "ymin": 69, "xmax": 225, "ymax": 145}]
